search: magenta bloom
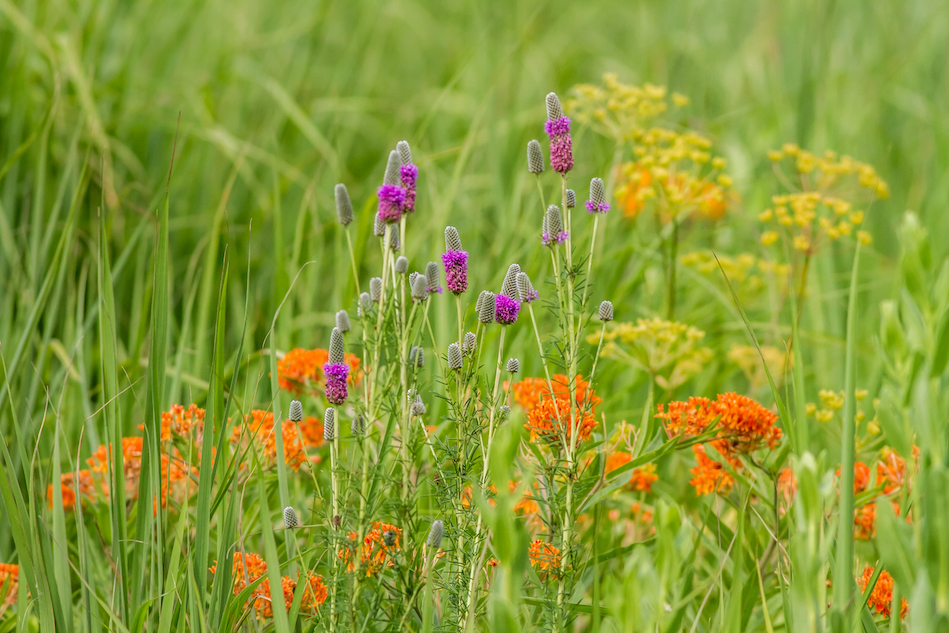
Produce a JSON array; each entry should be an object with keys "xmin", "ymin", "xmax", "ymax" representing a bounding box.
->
[
  {"xmin": 400, "ymin": 164, "xmax": 418, "ymax": 214},
  {"xmin": 545, "ymin": 116, "xmax": 573, "ymax": 176},
  {"xmin": 442, "ymin": 250, "xmax": 469, "ymax": 294},
  {"xmin": 377, "ymin": 184, "xmax": 407, "ymax": 223},
  {"xmin": 542, "ymin": 231, "xmax": 569, "ymax": 247},
  {"xmin": 585, "ymin": 200, "xmax": 610, "ymax": 214},
  {"xmin": 494, "ymin": 294, "xmax": 520, "ymax": 325},
  {"xmin": 323, "ymin": 362, "xmax": 349, "ymax": 405}
]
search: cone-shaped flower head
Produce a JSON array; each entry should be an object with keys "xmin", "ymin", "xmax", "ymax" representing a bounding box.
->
[
  {"xmin": 359, "ymin": 292, "xmax": 372, "ymax": 316},
  {"xmin": 373, "ymin": 214, "xmax": 386, "ymax": 237},
  {"xmin": 543, "ymin": 205, "xmax": 568, "ymax": 246},
  {"xmin": 411, "ymin": 394, "xmax": 426, "ymax": 416},
  {"xmin": 283, "ymin": 506, "xmax": 299, "ymax": 529},
  {"xmin": 411, "ymin": 274, "xmax": 429, "ymax": 302},
  {"xmin": 527, "ymin": 140, "xmax": 545, "ymax": 174},
  {"xmin": 463, "ymin": 331, "xmax": 477, "ymax": 356},
  {"xmin": 478, "ymin": 291, "xmax": 496, "ymax": 324},
  {"xmin": 447, "ymin": 342, "xmax": 463, "ymax": 370},
  {"xmin": 565, "ymin": 188, "xmax": 576, "ymax": 208},
  {"xmin": 545, "ymin": 92, "xmax": 573, "ymax": 175},
  {"xmin": 500, "ymin": 263, "xmax": 521, "ymax": 299},
  {"xmin": 388, "ymin": 225, "xmax": 401, "ymax": 251},
  {"xmin": 426, "ymin": 261, "xmax": 443, "ymax": 294},
  {"xmin": 351, "ymin": 414, "xmax": 365, "ymax": 435},
  {"xmin": 397, "ymin": 140, "xmax": 413, "ymax": 166},
  {"xmin": 410, "ymin": 345, "xmax": 424, "ymax": 368},
  {"xmin": 336, "ymin": 310, "xmax": 351, "ymax": 333},
  {"xmin": 377, "ymin": 151, "xmax": 407, "ymax": 223},
  {"xmin": 427, "ymin": 520, "xmax": 444, "ymax": 548},
  {"xmin": 516, "ymin": 272, "xmax": 539, "ymax": 303},
  {"xmin": 395, "ymin": 256, "xmax": 408, "ymax": 274},
  {"xmin": 324, "ymin": 407, "xmax": 336, "ymax": 440},
  {"xmin": 323, "ymin": 330, "xmax": 349, "ymax": 405},
  {"xmin": 370, "ymin": 277, "xmax": 383, "ymax": 302},
  {"xmin": 475, "ymin": 291, "xmax": 486, "ymax": 315},
  {"xmin": 409, "ymin": 271, "xmax": 419, "ymax": 288},
  {"xmin": 585, "ymin": 177, "xmax": 610, "ymax": 214},
  {"xmin": 289, "ymin": 400, "xmax": 303, "ymax": 423},
  {"xmin": 506, "ymin": 358, "xmax": 519, "ymax": 373},
  {"xmin": 384, "ymin": 150, "xmax": 401, "ymax": 185},
  {"xmin": 598, "ymin": 300, "xmax": 614, "ymax": 322},
  {"xmin": 494, "ymin": 294, "xmax": 520, "ymax": 325},
  {"xmin": 329, "ymin": 327, "xmax": 345, "ymax": 364},
  {"xmin": 335, "ymin": 184, "xmax": 354, "ymax": 226},
  {"xmin": 442, "ymin": 226, "xmax": 469, "ymax": 294}
]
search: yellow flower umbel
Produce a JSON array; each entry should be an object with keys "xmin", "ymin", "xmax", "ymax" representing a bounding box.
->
[
  {"xmin": 590, "ymin": 318, "xmax": 712, "ymax": 391},
  {"xmin": 680, "ymin": 251, "xmax": 791, "ymax": 299},
  {"xmin": 567, "ymin": 73, "xmax": 672, "ymax": 142},
  {"xmin": 806, "ymin": 387, "xmax": 879, "ymax": 446}
]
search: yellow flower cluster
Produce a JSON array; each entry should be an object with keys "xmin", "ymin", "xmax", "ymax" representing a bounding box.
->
[
  {"xmin": 760, "ymin": 145, "xmax": 888, "ymax": 251},
  {"xmin": 613, "ymin": 129, "xmax": 731, "ymax": 222},
  {"xmin": 566, "ymin": 73, "xmax": 676, "ymax": 142},
  {"xmin": 681, "ymin": 251, "xmax": 791, "ymax": 291},
  {"xmin": 591, "ymin": 318, "xmax": 712, "ymax": 391},
  {"xmin": 806, "ymin": 388, "xmax": 877, "ymax": 433}
]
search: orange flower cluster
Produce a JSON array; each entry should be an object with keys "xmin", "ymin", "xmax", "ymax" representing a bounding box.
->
[
  {"xmin": 777, "ymin": 468, "xmax": 797, "ymax": 514},
  {"xmin": 605, "ymin": 452, "xmax": 658, "ymax": 493},
  {"xmin": 0, "ymin": 563, "xmax": 18, "ymax": 610},
  {"xmin": 47, "ymin": 469, "xmax": 99, "ymax": 510},
  {"xmin": 340, "ymin": 522, "xmax": 402, "ymax": 576},
  {"xmin": 140, "ymin": 403, "xmax": 206, "ymax": 443},
  {"xmin": 233, "ymin": 410, "xmax": 308, "ymax": 470},
  {"xmin": 858, "ymin": 566, "xmax": 907, "ymax": 620},
  {"xmin": 510, "ymin": 481, "xmax": 540, "ymax": 515},
  {"xmin": 511, "ymin": 375, "xmax": 601, "ymax": 447},
  {"xmin": 657, "ymin": 393, "xmax": 781, "ymax": 496},
  {"xmin": 277, "ymin": 348, "xmax": 362, "ymax": 396},
  {"xmin": 211, "ymin": 552, "xmax": 326, "ymax": 618},
  {"xmin": 841, "ymin": 446, "xmax": 916, "ymax": 540},
  {"xmin": 528, "ymin": 539, "xmax": 562, "ymax": 580},
  {"xmin": 615, "ymin": 160, "xmax": 728, "ymax": 221}
]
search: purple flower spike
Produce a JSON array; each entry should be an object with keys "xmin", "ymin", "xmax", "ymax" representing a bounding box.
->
[
  {"xmin": 542, "ymin": 231, "xmax": 569, "ymax": 247},
  {"xmin": 442, "ymin": 249, "xmax": 469, "ymax": 295},
  {"xmin": 545, "ymin": 116, "xmax": 573, "ymax": 176},
  {"xmin": 323, "ymin": 362, "xmax": 349, "ymax": 405},
  {"xmin": 400, "ymin": 163, "xmax": 418, "ymax": 214},
  {"xmin": 585, "ymin": 200, "xmax": 610, "ymax": 214},
  {"xmin": 377, "ymin": 184, "xmax": 407, "ymax": 223},
  {"xmin": 494, "ymin": 294, "xmax": 520, "ymax": 325}
]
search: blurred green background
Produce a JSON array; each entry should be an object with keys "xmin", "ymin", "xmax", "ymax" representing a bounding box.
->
[{"xmin": 2, "ymin": 0, "xmax": 948, "ymax": 430}]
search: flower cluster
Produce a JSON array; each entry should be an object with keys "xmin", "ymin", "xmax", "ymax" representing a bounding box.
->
[
  {"xmin": 232, "ymin": 410, "xmax": 308, "ymax": 470},
  {"xmin": 566, "ymin": 73, "xmax": 679, "ymax": 142},
  {"xmin": 277, "ymin": 348, "xmax": 362, "ymax": 396},
  {"xmin": 657, "ymin": 393, "xmax": 782, "ymax": 496},
  {"xmin": 510, "ymin": 375, "xmax": 601, "ymax": 447},
  {"xmin": 210, "ymin": 552, "xmax": 327, "ymax": 618},
  {"xmin": 681, "ymin": 251, "xmax": 792, "ymax": 296},
  {"xmin": 528, "ymin": 539, "xmax": 562, "ymax": 580},
  {"xmin": 340, "ymin": 521, "xmax": 403, "ymax": 576},
  {"xmin": 858, "ymin": 565, "xmax": 907, "ymax": 620},
  {"xmin": 0, "ymin": 563, "xmax": 18, "ymax": 610},
  {"xmin": 841, "ymin": 446, "xmax": 917, "ymax": 540},
  {"xmin": 605, "ymin": 452, "xmax": 658, "ymax": 492}
]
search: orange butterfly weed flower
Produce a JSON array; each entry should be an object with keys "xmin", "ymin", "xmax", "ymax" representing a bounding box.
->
[
  {"xmin": 254, "ymin": 573, "xmax": 325, "ymax": 618},
  {"xmin": 509, "ymin": 481, "xmax": 540, "ymax": 515},
  {"xmin": 605, "ymin": 452, "xmax": 659, "ymax": 493},
  {"xmin": 0, "ymin": 563, "xmax": 18, "ymax": 609},
  {"xmin": 46, "ymin": 469, "xmax": 99, "ymax": 510},
  {"xmin": 296, "ymin": 416, "xmax": 325, "ymax": 449},
  {"xmin": 210, "ymin": 552, "xmax": 269, "ymax": 611},
  {"xmin": 778, "ymin": 468, "xmax": 797, "ymax": 513},
  {"xmin": 529, "ymin": 540, "xmax": 562, "ymax": 580},
  {"xmin": 689, "ymin": 444, "xmax": 735, "ymax": 496},
  {"xmin": 515, "ymin": 375, "xmax": 601, "ymax": 447},
  {"xmin": 278, "ymin": 348, "xmax": 362, "ymax": 396},
  {"xmin": 858, "ymin": 566, "xmax": 908, "ymax": 620},
  {"xmin": 340, "ymin": 522, "xmax": 402, "ymax": 576},
  {"xmin": 140, "ymin": 403, "xmax": 206, "ymax": 443},
  {"xmin": 234, "ymin": 410, "xmax": 307, "ymax": 470}
]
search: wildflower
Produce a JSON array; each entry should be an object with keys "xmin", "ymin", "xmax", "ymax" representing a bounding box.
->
[
  {"xmin": 370, "ymin": 277, "xmax": 383, "ymax": 302},
  {"xmin": 510, "ymin": 480, "xmax": 540, "ymax": 514},
  {"xmin": 373, "ymin": 214, "xmax": 385, "ymax": 237},
  {"xmin": 410, "ymin": 345, "xmax": 424, "ymax": 367},
  {"xmin": 545, "ymin": 92, "xmax": 573, "ymax": 175},
  {"xmin": 388, "ymin": 225, "xmax": 401, "ymax": 251},
  {"xmin": 858, "ymin": 566, "xmax": 908, "ymax": 620},
  {"xmin": 236, "ymin": 410, "xmax": 308, "ymax": 470},
  {"xmin": 517, "ymin": 272, "xmax": 539, "ymax": 303},
  {"xmin": 463, "ymin": 331, "xmax": 477, "ymax": 356},
  {"xmin": 0, "ymin": 563, "xmax": 18, "ymax": 609},
  {"xmin": 283, "ymin": 506, "xmax": 299, "ymax": 529},
  {"xmin": 47, "ymin": 469, "xmax": 99, "ymax": 510},
  {"xmin": 340, "ymin": 521, "xmax": 403, "ymax": 575},
  {"xmin": 527, "ymin": 139, "xmax": 545, "ymax": 174},
  {"xmin": 425, "ymin": 261, "xmax": 443, "ymax": 294},
  {"xmin": 277, "ymin": 348, "xmax": 362, "ymax": 396},
  {"xmin": 565, "ymin": 188, "xmax": 576, "ymax": 208},
  {"xmin": 211, "ymin": 552, "xmax": 268, "ymax": 604},
  {"xmin": 377, "ymin": 184, "xmax": 406, "ymax": 223},
  {"xmin": 411, "ymin": 274, "xmax": 429, "ymax": 302},
  {"xmin": 359, "ymin": 292, "xmax": 372, "ymax": 316},
  {"xmin": 605, "ymin": 452, "xmax": 658, "ymax": 492},
  {"xmin": 529, "ymin": 539, "xmax": 562, "ymax": 580},
  {"xmin": 411, "ymin": 393, "xmax": 427, "ymax": 417},
  {"xmin": 585, "ymin": 177, "xmax": 610, "ymax": 214},
  {"xmin": 689, "ymin": 444, "xmax": 735, "ymax": 496},
  {"xmin": 506, "ymin": 358, "xmax": 520, "ymax": 373},
  {"xmin": 395, "ymin": 256, "xmax": 408, "ymax": 274},
  {"xmin": 351, "ymin": 415, "xmax": 365, "ymax": 435},
  {"xmin": 289, "ymin": 400, "xmax": 303, "ymax": 422},
  {"xmin": 500, "ymin": 263, "xmax": 520, "ymax": 299},
  {"xmin": 494, "ymin": 294, "xmax": 520, "ymax": 325},
  {"xmin": 298, "ymin": 416, "xmax": 325, "ymax": 448},
  {"xmin": 427, "ymin": 520, "xmax": 444, "ymax": 548},
  {"xmin": 442, "ymin": 226, "xmax": 469, "ymax": 294},
  {"xmin": 778, "ymin": 468, "xmax": 797, "ymax": 512},
  {"xmin": 398, "ymin": 141, "xmax": 419, "ymax": 214},
  {"xmin": 478, "ymin": 291, "xmax": 496, "ymax": 324},
  {"xmin": 324, "ymin": 408, "xmax": 336, "ymax": 441},
  {"xmin": 543, "ymin": 205, "xmax": 568, "ymax": 246},
  {"xmin": 323, "ymin": 364, "xmax": 349, "ymax": 406},
  {"xmin": 334, "ymin": 183, "xmax": 354, "ymax": 226},
  {"xmin": 522, "ymin": 375, "xmax": 600, "ymax": 446},
  {"xmin": 447, "ymin": 343, "xmax": 463, "ymax": 370},
  {"xmin": 598, "ymin": 300, "xmax": 614, "ymax": 322}
]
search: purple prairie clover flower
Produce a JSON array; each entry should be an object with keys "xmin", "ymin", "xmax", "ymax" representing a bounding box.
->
[
  {"xmin": 494, "ymin": 294, "xmax": 520, "ymax": 325},
  {"xmin": 542, "ymin": 205, "xmax": 568, "ymax": 247},
  {"xmin": 442, "ymin": 249, "xmax": 469, "ymax": 295},
  {"xmin": 400, "ymin": 163, "xmax": 418, "ymax": 214},
  {"xmin": 377, "ymin": 184, "xmax": 407, "ymax": 223},
  {"xmin": 323, "ymin": 362, "xmax": 349, "ymax": 405},
  {"xmin": 585, "ymin": 177, "xmax": 610, "ymax": 214},
  {"xmin": 545, "ymin": 117, "xmax": 574, "ymax": 176},
  {"xmin": 425, "ymin": 261, "xmax": 443, "ymax": 294}
]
